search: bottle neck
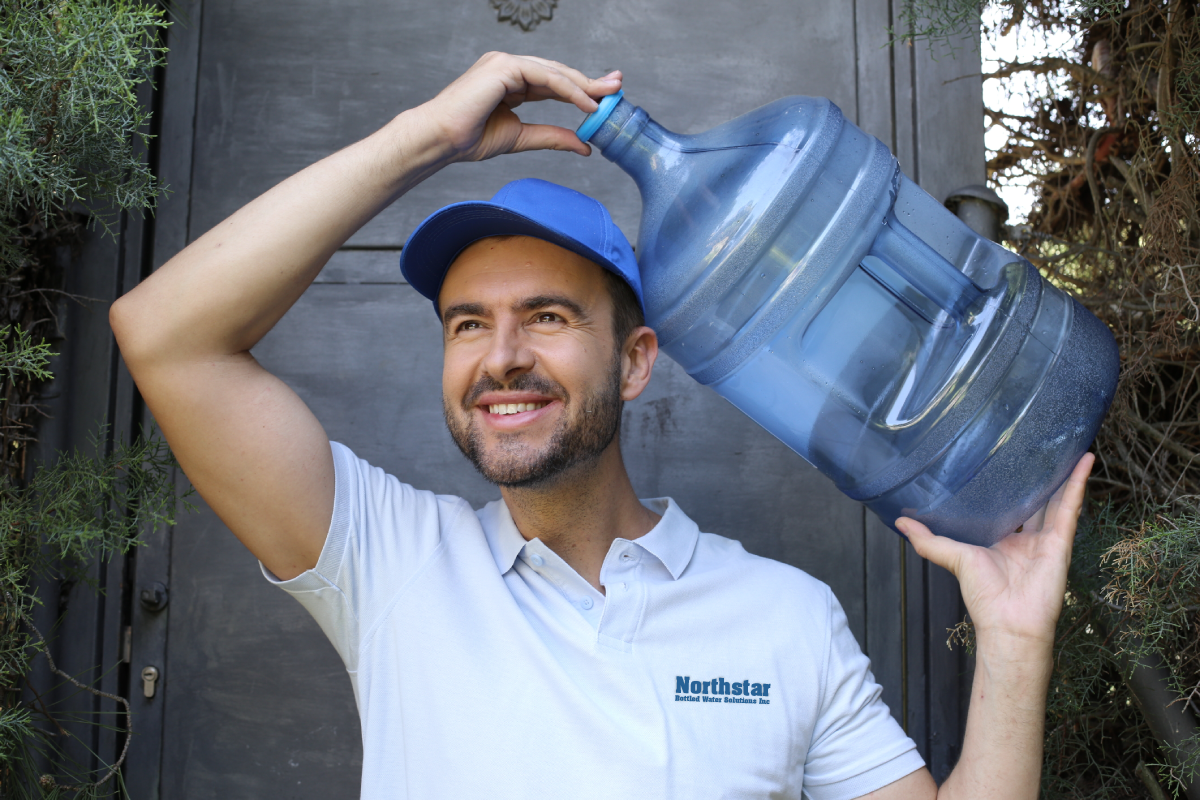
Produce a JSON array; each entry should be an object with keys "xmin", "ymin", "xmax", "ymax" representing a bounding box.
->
[{"xmin": 590, "ymin": 99, "xmax": 679, "ymax": 191}]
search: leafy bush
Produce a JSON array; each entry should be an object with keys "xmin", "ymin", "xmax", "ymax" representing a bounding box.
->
[{"xmin": 0, "ymin": 1, "xmax": 176, "ymax": 796}]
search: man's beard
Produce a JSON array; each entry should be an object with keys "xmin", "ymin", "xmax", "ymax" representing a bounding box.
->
[{"xmin": 443, "ymin": 357, "xmax": 623, "ymax": 489}]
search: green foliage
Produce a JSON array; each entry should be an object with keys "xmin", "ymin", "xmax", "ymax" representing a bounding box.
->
[
  {"xmin": 2, "ymin": 431, "xmax": 181, "ymax": 592},
  {"xmin": 1043, "ymin": 505, "xmax": 1199, "ymax": 799},
  {"xmin": 1099, "ymin": 509, "xmax": 1200, "ymax": 661},
  {"xmin": 0, "ymin": 432, "xmax": 183, "ymax": 797},
  {"xmin": 0, "ymin": 1, "xmax": 176, "ymax": 795},
  {"xmin": 1097, "ymin": 507, "xmax": 1200, "ymax": 795},
  {"xmin": 894, "ymin": 0, "xmax": 990, "ymax": 50},
  {"xmin": 0, "ymin": 0, "xmax": 168, "ymax": 275},
  {"xmin": 953, "ymin": 507, "xmax": 1200, "ymax": 798},
  {"xmin": 0, "ymin": 325, "xmax": 53, "ymax": 383}
]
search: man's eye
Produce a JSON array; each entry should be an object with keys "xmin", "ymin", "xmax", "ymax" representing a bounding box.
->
[
  {"xmin": 534, "ymin": 312, "xmax": 561, "ymax": 323},
  {"xmin": 456, "ymin": 320, "xmax": 483, "ymax": 332}
]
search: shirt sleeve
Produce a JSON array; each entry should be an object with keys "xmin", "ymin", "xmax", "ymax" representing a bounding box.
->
[
  {"xmin": 802, "ymin": 589, "xmax": 926, "ymax": 800},
  {"xmin": 260, "ymin": 440, "xmax": 469, "ymax": 672}
]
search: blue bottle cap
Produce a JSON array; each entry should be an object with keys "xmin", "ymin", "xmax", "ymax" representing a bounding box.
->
[{"xmin": 576, "ymin": 90, "xmax": 624, "ymax": 143}]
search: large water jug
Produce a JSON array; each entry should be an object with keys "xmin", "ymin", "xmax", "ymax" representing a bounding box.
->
[{"xmin": 576, "ymin": 92, "xmax": 1119, "ymax": 547}]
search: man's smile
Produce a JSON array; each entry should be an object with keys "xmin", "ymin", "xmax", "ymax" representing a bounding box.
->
[
  {"xmin": 487, "ymin": 401, "xmax": 549, "ymax": 415},
  {"xmin": 474, "ymin": 391, "xmax": 560, "ymax": 430}
]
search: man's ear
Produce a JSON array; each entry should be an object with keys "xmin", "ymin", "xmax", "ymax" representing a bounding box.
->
[{"xmin": 620, "ymin": 326, "xmax": 658, "ymax": 402}]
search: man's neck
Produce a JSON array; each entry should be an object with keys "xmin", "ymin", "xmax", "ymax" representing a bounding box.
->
[{"xmin": 499, "ymin": 443, "xmax": 660, "ymax": 592}]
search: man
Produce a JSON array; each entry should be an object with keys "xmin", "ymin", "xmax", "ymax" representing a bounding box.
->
[{"xmin": 111, "ymin": 53, "xmax": 1093, "ymax": 798}]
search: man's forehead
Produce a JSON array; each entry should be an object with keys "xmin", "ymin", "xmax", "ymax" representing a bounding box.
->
[{"xmin": 438, "ymin": 236, "xmax": 608, "ymax": 309}]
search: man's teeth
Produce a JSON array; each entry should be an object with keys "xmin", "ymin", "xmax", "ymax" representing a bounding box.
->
[{"xmin": 488, "ymin": 402, "xmax": 548, "ymax": 415}]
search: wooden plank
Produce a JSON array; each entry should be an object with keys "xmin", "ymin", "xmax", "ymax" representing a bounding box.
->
[
  {"xmin": 20, "ymin": 203, "xmax": 126, "ymax": 790},
  {"xmin": 149, "ymin": 0, "xmax": 205, "ymax": 271},
  {"xmin": 911, "ymin": 22, "xmax": 987, "ymax": 201},
  {"xmin": 891, "ymin": 2, "xmax": 918, "ymax": 178},
  {"xmin": 856, "ymin": 0, "xmax": 907, "ymax": 730},
  {"xmin": 124, "ymin": 0, "xmax": 206, "ymax": 796},
  {"xmin": 925, "ymin": 563, "xmax": 966, "ymax": 781},
  {"xmin": 904, "ymin": 539, "xmax": 929, "ymax": 761},
  {"xmin": 865, "ymin": 512, "xmax": 904, "ymax": 729},
  {"xmin": 82, "ymin": 65, "xmax": 162, "ymax": 794},
  {"xmin": 854, "ymin": 0, "xmax": 896, "ymax": 146},
  {"xmin": 62, "ymin": 219, "xmax": 125, "ymax": 783},
  {"xmin": 909, "ymin": 23, "xmax": 983, "ymax": 781}
]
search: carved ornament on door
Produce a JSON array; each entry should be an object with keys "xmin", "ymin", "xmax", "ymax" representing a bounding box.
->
[{"xmin": 490, "ymin": 0, "xmax": 557, "ymax": 31}]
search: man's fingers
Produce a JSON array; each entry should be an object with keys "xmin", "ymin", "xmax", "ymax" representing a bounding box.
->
[
  {"xmin": 1050, "ymin": 453, "xmax": 1094, "ymax": 532},
  {"xmin": 1012, "ymin": 453, "xmax": 1094, "ymax": 537},
  {"xmin": 514, "ymin": 56, "xmax": 622, "ymax": 106},
  {"xmin": 896, "ymin": 517, "xmax": 967, "ymax": 577},
  {"xmin": 436, "ymin": 53, "xmax": 623, "ymax": 162},
  {"xmin": 500, "ymin": 55, "xmax": 620, "ymax": 113}
]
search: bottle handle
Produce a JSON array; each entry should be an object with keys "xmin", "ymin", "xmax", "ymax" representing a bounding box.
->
[{"xmin": 862, "ymin": 210, "xmax": 983, "ymax": 323}]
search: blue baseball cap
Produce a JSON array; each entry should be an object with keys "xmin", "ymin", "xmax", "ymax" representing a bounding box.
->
[{"xmin": 399, "ymin": 178, "xmax": 643, "ymax": 314}]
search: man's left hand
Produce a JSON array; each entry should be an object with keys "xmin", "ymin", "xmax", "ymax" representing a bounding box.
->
[{"xmin": 897, "ymin": 452, "xmax": 1094, "ymax": 652}]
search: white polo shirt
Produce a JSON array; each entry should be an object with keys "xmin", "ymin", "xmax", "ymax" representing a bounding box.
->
[{"xmin": 266, "ymin": 442, "xmax": 924, "ymax": 799}]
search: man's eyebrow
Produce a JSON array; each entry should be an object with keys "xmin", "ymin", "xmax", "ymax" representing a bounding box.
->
[
  {"xmin": 515, "ymin": 294, "xmax": 588, "ymax": 319},
  {"xmin": 442, "ymin": 301, "xmax": 487, "ymax": 327}
]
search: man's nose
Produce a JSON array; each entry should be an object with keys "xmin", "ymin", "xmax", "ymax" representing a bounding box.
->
[{"xmin": 482, "ymin": 321, "xmax": 535, "ymax": 382}]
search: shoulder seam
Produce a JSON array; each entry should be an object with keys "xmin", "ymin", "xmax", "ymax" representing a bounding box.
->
[
  {"xmin": 816, "ymin": 584, "xmax": 834, "ymax": 716},
  {"xmin": 357, "ymin": 499, "xmax": 470, "ymax": 658}
]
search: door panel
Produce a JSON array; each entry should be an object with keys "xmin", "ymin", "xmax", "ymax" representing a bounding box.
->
[{"xmin": 189, "ymin": 0, "xmax": 862, "ymax": 246}]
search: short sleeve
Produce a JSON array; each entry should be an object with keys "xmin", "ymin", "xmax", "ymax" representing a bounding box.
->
[
  {"xmin": 801, "ymin": 590, "xmax": 926, "ymax": 800},
  {"xmin": 261, "ymin": 441, "xmax": 468, "ymax": 671}
]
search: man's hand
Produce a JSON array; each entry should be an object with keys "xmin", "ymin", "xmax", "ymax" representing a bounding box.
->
[
  {"xmin": 898, "ymin": 453, "xmax": 1094, "ymax": 651},
  {"xmin": 417, "ymin": 52, "xmax": 622, "ymax": 163},
  {"xmin": 879, "ymin": 453, "xmax": 1096, "ymax": 800}
]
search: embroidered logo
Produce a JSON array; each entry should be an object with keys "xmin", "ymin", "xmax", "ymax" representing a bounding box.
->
[{"xmin": 675, "ymin": 675, "xmax": 771, "ymax": 705}]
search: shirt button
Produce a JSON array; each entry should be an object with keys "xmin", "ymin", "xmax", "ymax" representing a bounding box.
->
[
  {"xmin": 621, "ymin": 553, "xmax": 633, "ymax": 561},
  {"xmin": 529, "ymin": 554, "xmax": 545, "ymax": 567},
  {"xmin": 580, "ymin": 597, "xmax": 594, "ymax": 610}
]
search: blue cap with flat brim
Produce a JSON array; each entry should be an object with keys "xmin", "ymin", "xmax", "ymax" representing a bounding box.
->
[{"xmin": 399, "ymin": 178, "xmax": 643, "ymax": 315}]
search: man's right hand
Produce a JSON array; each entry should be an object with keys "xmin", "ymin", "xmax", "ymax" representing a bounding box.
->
[
  {"xmin": 110, "ymin": 54, "xmax": 620, "ymax": 580},
  {"xmin": 417, "ymin": 52, "xmax": 622, "ymax": 162}
]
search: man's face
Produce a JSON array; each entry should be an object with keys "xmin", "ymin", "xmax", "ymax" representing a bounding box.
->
[{"xmin": 438, "ymin": 236, "xmax": 626, "ymax": 488}]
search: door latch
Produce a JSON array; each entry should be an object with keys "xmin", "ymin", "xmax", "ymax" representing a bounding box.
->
[
  {"xmin": 139, "ymin": 581, "xmax": 169, "ymax": 612},
  {"xmin": 141, "ymin": 665, "xmax": 160, "ymax": 699}
]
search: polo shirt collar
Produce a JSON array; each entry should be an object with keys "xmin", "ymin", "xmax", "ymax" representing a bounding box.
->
[{"xmin": 478, "ymin": 496, "xmax": 699, "ymax": 581}]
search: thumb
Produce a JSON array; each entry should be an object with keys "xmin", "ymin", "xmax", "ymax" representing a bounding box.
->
[
  {"xmin": 511, "ymin": 123, "xmax": 592, "ymax": 156},
  {"xmin": 897, "ymin": 517, "xmax": 967, "ymax": 577}
]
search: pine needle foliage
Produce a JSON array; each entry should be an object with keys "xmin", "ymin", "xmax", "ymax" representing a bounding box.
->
[
  {"xmin": 1, "ymin": 433, "xmax": 181, "ymax": 798},
  {"xmin": 901, "ymin": 1, "xmax": 1199, "ymax": 796},
  {"xmin": 0, "ymin": 1, "xmax": 175, "ymax": 796},
  {"xmin": 0, "ymin": 0, "xmax": 167, "ymax": 276},
  {"xmin": 1050, "ymin": 506, "xmax": 1200, "ymax": 798}
]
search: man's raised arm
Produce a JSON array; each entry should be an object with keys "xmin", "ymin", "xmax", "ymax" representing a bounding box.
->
[
  {"xmin": 859, "ymin": 453, "xmax": 1096, "ymax": 800},
  {"xmin": 110, "ymin": 54, "xmax": 622, "ymax": 580}
]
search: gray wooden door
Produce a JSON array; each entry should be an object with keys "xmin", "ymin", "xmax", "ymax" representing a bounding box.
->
[{"xmin": 116, "ymin": 1, "xmax": 987, "ymax": 795}]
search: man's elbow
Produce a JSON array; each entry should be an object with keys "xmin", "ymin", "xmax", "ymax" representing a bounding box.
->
[{"xmin": 110, "ymin": 288, "xmax": 162, "ymax": 371}]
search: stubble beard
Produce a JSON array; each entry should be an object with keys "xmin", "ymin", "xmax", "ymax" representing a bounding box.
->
[{"xmin": 443, "ymin": 357, "xmax": 624, "ymax": 489}]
